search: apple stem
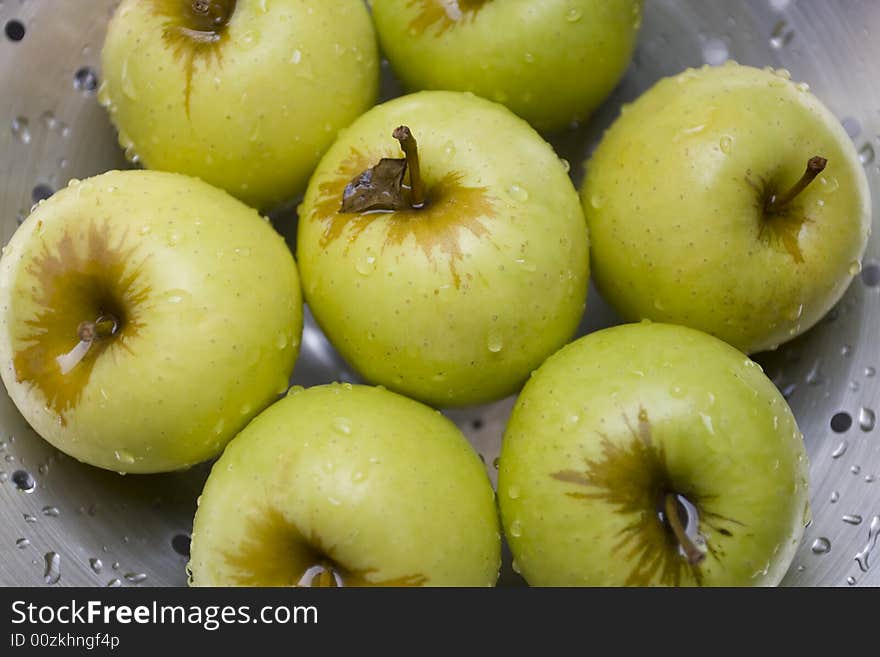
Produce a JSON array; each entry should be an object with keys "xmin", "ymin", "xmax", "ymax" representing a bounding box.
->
[
  {"xmin": 664, "ymin": 493, "xmax": 705, "ymax": 566},
  {"xmin": 393, "ymin": 125, "xmax": 426, "ymax": 208},
  {"xmin": 77, "ymin": 315, "xmax": 119, "ymax": 343},
  {"xmin": 765, "ymin": 155, "xmax": 827, "ymax": 214}
]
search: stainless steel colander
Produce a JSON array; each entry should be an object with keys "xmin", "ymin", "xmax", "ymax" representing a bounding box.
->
[{"xmin": 1, "ymin": 0, "xmax": 878, "ymax": 587}]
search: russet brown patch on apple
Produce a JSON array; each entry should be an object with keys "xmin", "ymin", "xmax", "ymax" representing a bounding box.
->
[
  {"xmin": 149, "ymin": 0, "xmax": 236, "ymax": 117},
  {"xmin": 311, "ymin": 148, "xmax": 495, "ymax": 289},
  {"xmin": 221, "ymin": 507, "xmax": 428, "ymax": 587},
  {"xmin": 551, "ymin": 408, "xmax": 742, "ymax": 586},
  {"xmin": 12, "ymin": 222, "xmax": 150, "ymax": 425},
  {"xmin": 407, "ymin": 0, "xmax": 489, "ymax": 37}
]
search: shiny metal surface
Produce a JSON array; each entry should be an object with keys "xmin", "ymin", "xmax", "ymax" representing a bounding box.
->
[{"xmin": 1, "ymin": 0, "xmax": 878, "ymax": 587}]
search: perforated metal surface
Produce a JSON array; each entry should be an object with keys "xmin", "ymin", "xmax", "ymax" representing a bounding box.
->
[{"xmin": 0, "ymin": 0, "xmax": 878, "ymax": 586}]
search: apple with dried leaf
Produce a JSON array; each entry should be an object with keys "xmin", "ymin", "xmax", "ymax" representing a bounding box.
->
[{"xmin": 297, "ymin": 90, "xmax": 590, "ymax": 407}]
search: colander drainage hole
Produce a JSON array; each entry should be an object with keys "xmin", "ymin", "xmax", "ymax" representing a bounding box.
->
[
  {"xmin": 4, "ymin": 20, "xmax": 25, "ymax": 42},
  {"xmin": 31, "ymin": 183, "xmax": 53, "ymax": 204},
  {"xmin": 830, "ymin": 411, "xmax": 853, "ymax": 433},
  {"xmin": 171, "ymin": 533, "xmax": 191, "ymax": 557}
]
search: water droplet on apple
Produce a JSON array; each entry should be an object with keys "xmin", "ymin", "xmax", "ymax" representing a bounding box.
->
[
  {"xmin": 589, "ymin": 193, "xmax": 604, "ymax": 209},
  {"xmin": 97, "ymin": 81, "xmax": 112, "ymax": 107},
  {"xmin": 514, "ymin": 258, "xmax": 537, "ymax": 273},
  {"xmin": 810, "ymin": 537, "xmax": 831, "ymax": 554},
  {"xmin": 507, "ymin": 184, "xmax": 529, "ymax": 202},
  {"xmin": 511, "ymin": 559, "xmax": 522, "ymax": 574},
  {"xmin": 560, "ymin": 158, "xmax": 571, "ymax": 173},
  {"xmin": 16, "ymin": 538, "xmax": 30, "ymax": 549},
  {"xmin": 487, "ymin": 329, "xmax": 504, "ymax": 353},
  {"xmin": 507, "ymin": 486, "xmax": 520, "ymax": 500},
  {"xmin": 564, "ymin": 7, "xmax": 582, "ymax": 22},
  {"xmin": 819, "ymin": 175, "xmax": 839, "ymax": 193},
  {"xmin": 10, "ymin": 116, "xmax": 31, "ymax": 144},
  {"xmin": 332, "ymin": 417, "xmax": 352, "ymax": 436},
  {"xmin": 523, "ymin": 52, "xmax": 535, "ymax": 63},
  {"xmin": 212, "ymin": 418, "xmax": 225, "ymax": 437},
  {"xmin": 351, "ymin": 471, "xmax": 365, "ymax": 483},
  {"xmin": 509, "ymin": 520, "xmax": 523, "ymax": 538},
  {"xmin": 121, "ymin": 58, "xmax": 138, "ymax": 100},
  {"xmin": 114, "ymin": 450, "xmax": 135, "ymax": 465},
  {"xmin": 849, "ymin": 260, "xmax": 863, "ymax": 276},
  {"xmin": 355, "ymin": 253, "xmax": 377, "ymax": 276},
  {"xmin": 719, "ymin": 136, "xmax": 733, "ymax": 153}
]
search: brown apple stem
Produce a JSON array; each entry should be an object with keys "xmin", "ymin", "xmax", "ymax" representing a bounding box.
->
[
  {"xmin": 77, "ymin": 315, "xmax": 119, "ymax": 343},
  {"xmin": 664, "ymin": 493, "xmax": 705, "ymax": 566},
  {"xmin": 765, "ymin": 155, "xmax": 827, "ymax": 214},
  {"xmin": 393, "ymin": 125, "xmax": 426, "ymax": 208}
]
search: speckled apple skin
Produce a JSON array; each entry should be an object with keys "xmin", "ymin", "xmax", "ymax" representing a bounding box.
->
[
  {"xmin": 298, "ymin": 91, "xmax": 590, "ymax": 407},
  {"xmin": 101, "ymin": 0, "xmax": 379, "ymax": 210},
  {"xmin": 372, "ymin": 0, "xmax": 642, "ymax": 133},
  {"xmin": 0, "ymin": 170, "xmax": 302, "ymax": 473},
  {"xmin": 499, "ymin": 322, "xmax": 810, "ymax": 587},
  {"xmin": 190, "ymin": 383, "xmax": 501, "ymax": 586},
  {"xmin": 582, "ymin": 63, "xmax": 871, "ymax": 354}
]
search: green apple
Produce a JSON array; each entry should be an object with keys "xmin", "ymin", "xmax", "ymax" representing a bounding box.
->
[
  {"xmin": 370, "ymin": 0, "xmax": 642, "ymax": 133},
  {"xmin": 100, "ymin": 0, "xmax": 379, "ymax": 209},
  {"xmin": 498, "ymin": 322, "xmax": 810, "ymax": 586},
  {"xmin": 297, "ymin": 90, "xmax": 590, "ymax": 407},
  {"xmin": 189, "ymin": 382, "xmax": 500, "ymax": 586},
  {"xmin": 582, "ymin": 62, "xmax": 871, "ymax": 354},
  {"xmin": 0, "ymin": 170, "xmax": 302, "ymax": 473}
]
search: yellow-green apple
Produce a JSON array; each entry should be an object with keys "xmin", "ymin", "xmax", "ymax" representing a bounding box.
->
[
  {"xmin": 189, "ymin": 383, "xmax": 500, "ymax": 586},
  {"xmin": 370, "ymin": 0, "xmax": 643, "ymax": 133},
  {"xmin": 297, "ymin": 90, "xmax": 590, "ymax": 407},
  {"xmin": 100, "ymin": 0, "xmax": 379, "ymax": 210},
  {"xmin": 498, "ymin": 322, "xmax": 811, "ymax": 586},
  {"xmin": 582, "ymin": 63, "xmax": 871, "ymax": 354},
  {"xmin": 0, "ymin": 170, "xmax": 302, "ymax": 473}
]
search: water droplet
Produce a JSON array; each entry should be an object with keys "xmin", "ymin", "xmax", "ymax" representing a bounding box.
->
[
  {"xmin": 16, "ymin": 538, "xmax": 30, "ymax": 549},
  {"xmin": 830, "ymin": 490, "xmax": 840, "ymax": 503},
  {"xmin": 212, "ymin": 417, "xmax": 225, "ymax": 436},
  {"xmin": 286, "ymin": 385, "xmax": 305, "ymax": 398},
  {"xmin": 719, "ymin": 135, "xmax": 733, "ymax": 153},
  {"xmin": 355, "ymin": 253, "xmax": 377, "ymax": 276},
  {"xmin": 851, "ymin": 465, "xmax": 862, "ymax": 475},
  {"xmin": 859, "ymin": 407, "xmax": 875, "ymax": 431},
  {"xmin": 810, "ymin": 537, "xmax": 831, "ymax": 554},
  {"xmin": 831, "ymin": 441, "xmax": 848, "ymax": 459},
  {"xmin": 843, "ymin": 514, "xmax": 863, "ymax": 526},
  {"xmin": 702, "ymin": 37, "xmax": 729, "ymax": 66},
  {"xmin": 507, "ymin": 486, "xmax": 520, "ymax": 500},
  {"xmin": 769, "ymin": 20, "xmax": 793, "ymax": 49},
  {"xmin": 125, "ymin": 572, "xmax": 147, "ymax": 583},
  {"xmin": 289, "ymin": 48, "xmax": 302, "ymax": 64},
  {"xmin": 41, "ymin": 506, "xmax": 59, "ymax": 517},
  {"xmin": 90, "ymin": 558, "xmax": 103, "ymax": 574},
  {"xmin": 487, "ymin": 329, "xmax": 504, "ymax": 354},
  {"xmin": 10, "ymin": 116, "xmax": 31, "ymax": 144},
  {"xmin": 854, "ymin": 515, "xmax": 880, "ymax": 572},
  {"xmin": 509, "ymin": 520, "xmax": 523, "ymax": 538},
  {"xmin": 859, "ymin": 143, "xmax": 875, "ymax": 165},
  {"xmin": 11, "ymin": 470, "xmax": 35, "ymax": 492},
  {"xmin": 849, "ymin": 260, "xmax": 863, "ymax": 276},
  {"xmin": 114, "ymin": 450, "xmax": 135, "ymax": 465},
  {"xmin": 492, "ymin": 457, "xmax": 500, "ymax": 470},
  {"xmin": 560, "ymin": 158, "xmax": 571, "ymax": 173},
  {"xmin": 564, "ymin": 7, "xmax": 582, "ymax": 22},
  {"xmin": 106, "ymin": 578, "xmax": 121, "ymax": 587},
  {"xmin": 23, "ymin": 513, "xmax": 36, "ymax": 523},
  {"xmin": 507, "ymin": 184, "xmax": 529, "ymax": 202},
  {"xmin": 589, "ymin": 193, "xmax": 604, "ymax": 209},
  {"xmin": 332, "ymin": 417, "xmax": 352, "ymax": 436},
  {"xmin": 73, "ymin": 66, "xmax": 98, "ymax": 93},
  {"xmin": 43, "ymin": 552, "xmax": 61, "ymax": 584}
]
